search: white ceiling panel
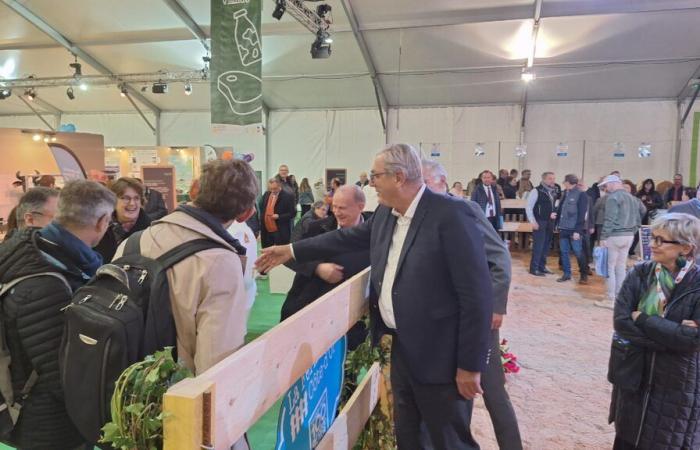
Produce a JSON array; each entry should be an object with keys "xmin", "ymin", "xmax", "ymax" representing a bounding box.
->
[
  {"xmin": 528, "ymin": 61, "xmax": 700, "ymax": 102},
  {"xmin": 365, "ymin": 20, "xmax": 529, "ymax": 73},
  {"xmin": 381, "ymin": 69, "xmax": 524, "ymax": 107},
  {"xmin": 536, "ymin": 10, "xmax": 700, "ymax": 65},
  {"xmin": 264, "ymin": 76, "xmax": 376, "ymax": 109},
  {"xmin": 0, "ymin": 3, "xmax": 55, "ymax": 48}
]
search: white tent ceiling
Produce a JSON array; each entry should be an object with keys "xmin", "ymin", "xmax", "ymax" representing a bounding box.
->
[{"xmin": 0, "ymin": 0, "xmax": 699, "ymax": 117}]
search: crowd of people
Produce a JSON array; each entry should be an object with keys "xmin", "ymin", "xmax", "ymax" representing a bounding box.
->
[{"xmin": 1, "ymin": 146, "xmax": 700, "ymax": 450}]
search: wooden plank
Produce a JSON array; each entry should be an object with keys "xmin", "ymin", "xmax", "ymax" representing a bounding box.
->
[
  {"xmin": 315, "ymin": 363, "xmax": 382, "ymax": 450},
  {"xmin": 162, "ymin": 379, "xmax": 214, "ymax": 450},
  {"xmin": 501, "ymin": 199, "xmax": 527, "ymax": 209},
  {"xmin": 163, "ymin": 268, "xmax": 371, "ymax": 450},
  {"xmin": 500, "ymin": 221, "xmax": 533, "ymax": 233}
]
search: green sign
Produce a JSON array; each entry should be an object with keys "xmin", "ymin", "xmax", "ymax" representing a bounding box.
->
[{"xmin": 211, "ymin": 0, "xmax": 263, "ymax": 126}]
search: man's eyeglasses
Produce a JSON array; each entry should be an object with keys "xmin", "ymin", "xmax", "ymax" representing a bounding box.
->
[
  {"xmin": 369, "ymin": 172, "xmax": 389, "ymax": 181},
  {"xmin": 119, "ymin": 196, "xmax": 141, "ymax": 204},
  {"xmin": 650, "ymin": 235, "xmax": 681, "ymax": 246}
]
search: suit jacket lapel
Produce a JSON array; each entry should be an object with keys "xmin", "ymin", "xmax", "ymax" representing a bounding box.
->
[{"xmin": 395, "ymin": 192, "xmax": 430, "ymax": 276}]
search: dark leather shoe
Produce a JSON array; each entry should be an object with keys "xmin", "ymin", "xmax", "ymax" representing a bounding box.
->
[
  {"xmin": 542, "ymin": 268, "xmax": 554, "ymax": 274},
  {"xmin": 529, "ymin": 270, "xmax": 545, "ymax": 277},
  {"xmin": 557, "ymin": 275, "xmax": 572, "ymax": 282},
  {"xmin": 579, "ymin": 278, "xmax": 589, "ymax": 285}
]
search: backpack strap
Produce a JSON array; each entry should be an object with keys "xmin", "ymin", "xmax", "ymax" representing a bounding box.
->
[
  {"xmin": 156, "ymin": 239, "xmax": 231, "ymax": 271},
  {"xmin": 0, "ymin": 272, "xmax": 71, "ymax": 424},
  {"xmin": 123, "ymin": 230, "xmax": 145, "ymax": 256}
]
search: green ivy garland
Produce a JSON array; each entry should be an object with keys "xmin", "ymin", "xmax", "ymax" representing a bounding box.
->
[
  {"xmin": 341, "ymin": 318, "xmax": 396, "ymax": 450},
  {"xmin": 100, "ymin": 347, "xmax": 193, "ymax": 450}
]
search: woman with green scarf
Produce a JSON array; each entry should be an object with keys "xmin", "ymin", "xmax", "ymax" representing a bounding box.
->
[{"xmin": 609, "ymin": 212, "xmax": 700, "ymax": 450}]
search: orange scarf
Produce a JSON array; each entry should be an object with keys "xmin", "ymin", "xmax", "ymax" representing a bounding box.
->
[{"xmin": 264, "ymin": 192, "xmax": 279, "ymax": 232}]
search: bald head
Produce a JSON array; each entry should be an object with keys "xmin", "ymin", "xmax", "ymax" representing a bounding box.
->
[{"xmin": 333, "ymin": 185, "xmax": 365, "ymax": 228}]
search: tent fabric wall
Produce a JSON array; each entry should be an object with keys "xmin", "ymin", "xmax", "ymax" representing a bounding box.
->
[
  {"xmin": 268, "ymin": 109, "xmax": 385, "ymax": 185},
  {"xmin": 0, "ymin": 100, "xmax": 692, "ymax": 188}
]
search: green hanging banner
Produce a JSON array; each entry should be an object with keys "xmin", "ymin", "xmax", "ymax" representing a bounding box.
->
[{"xmin": 211, "ymin": 0, "xmax": 263, "ymax": 127}]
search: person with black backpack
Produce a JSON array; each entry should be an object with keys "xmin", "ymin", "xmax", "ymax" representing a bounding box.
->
[
  {"xmin": 0, "ymin": 180, "xmax": 116, "ymax": 450},
  {"xmin": 112, "ymin": 158, "xmax": 259, "ymax": 449}
]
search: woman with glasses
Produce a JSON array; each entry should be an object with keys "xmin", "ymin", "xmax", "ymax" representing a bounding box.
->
[
  {"xmin": 608, "ymin": 212, "xmax": 700, "ymax": 450},
  {"xmin": 94, "ymin": 177, "xmax": 152, "ymax": 263}
]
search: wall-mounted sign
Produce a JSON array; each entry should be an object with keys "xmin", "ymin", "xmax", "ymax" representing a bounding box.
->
[
  {"xmin": 430, "ymin": 144, "xmax": 441, "ymax": 158},
  {"xmin": 325, "ymin": 168, "xmax": 347, "ymax": 188},
  {"xmin": 556, "ymin": 143, "xmax": 569, "ymax": 157},
  {"xmin": 141, "ymin": 165, "xmax": 176, "ymax": 212}
]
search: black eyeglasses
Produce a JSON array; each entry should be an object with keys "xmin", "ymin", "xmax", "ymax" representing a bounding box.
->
[{"xmin": 650, "ymin": 235, "xmax": 681, "ymax": 246}]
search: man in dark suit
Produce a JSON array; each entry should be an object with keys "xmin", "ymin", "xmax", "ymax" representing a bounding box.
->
[
  {"xmin": 422, "ymin": 159, "xmax": 522, "ymax": 450},
  {"xmin": 257, "ymin": 144, "xmax": 493, "ymax": 450},
  {"xmin": 471, "ymin": 170, "xmax": 502, "ymax": 231},
  {"xmin": 283, "ymin": 184, "xmax": 370, "ymax": 349},
  {"xmin": 259, "ymin": 177, "xmax": 296, "ymax": 248}
]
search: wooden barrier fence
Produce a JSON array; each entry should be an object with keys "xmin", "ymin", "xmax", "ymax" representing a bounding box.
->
[{"xmin": 162, "ymin": 268, "xmax": 379, "ymax": 450}]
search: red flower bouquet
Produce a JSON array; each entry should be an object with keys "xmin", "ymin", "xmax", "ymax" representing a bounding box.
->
[{"xmin": 500, "ymin": 339, "xmax": 521, "ymax": 374}]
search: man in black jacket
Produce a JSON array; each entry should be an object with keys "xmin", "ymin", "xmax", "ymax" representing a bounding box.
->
[
  {"xmin": 283, "ymin": 185, "xmax": 369, "ymax": 349},
  {"xmin": 471, "ymin": 170, "xmax": 502, "ymax": 231},
  {"xmin": 0, "ymin": 180, "xmax": 115, "ymax": 450},
  {"xmin": 556, "ymin": 174, "xmax": 589, "ymax": 284},
  {"xmin": 135, "ymin": 178, "xmax": 168, "ymax": 221},
  {"xmin": 258, "ymin": 144, "xmax": 493, "ymax": 450},
  {"xmin": 259, "ymin": 178, "xmax": 296, "ymax": 248},
  {"xmin": 526, "ymin": 172, "xmax": 557, "ymax": 276}
]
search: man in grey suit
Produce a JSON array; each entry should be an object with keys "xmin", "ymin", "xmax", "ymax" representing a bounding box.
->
[{"xmin": 422, "ymin": 160, "xmax": 523, "ymax": 450}]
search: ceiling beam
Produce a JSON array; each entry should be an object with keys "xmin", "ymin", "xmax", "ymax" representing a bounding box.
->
[
  {"xmin": 677, "ymin": 63, "xmax": 700, "ymax": 99},
  {"xmin": 1, "ymin": 0, "xmax": 161, "ymax": 117},
  {"xmin": 340, "ymin": 0, "xmax": 388, "ymax": 131},
  {"xmin": 32, "ymin": 96, "xmax": 63, "ymax": 116},
  {"xmin": 162, "ymin": 0, "xmax": 209, "ymax": 52}
]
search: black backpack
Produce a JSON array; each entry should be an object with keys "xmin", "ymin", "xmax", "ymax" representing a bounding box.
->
[{"xmin": 59, "ymin": 231, "xmax": 230, "ymax": 444}]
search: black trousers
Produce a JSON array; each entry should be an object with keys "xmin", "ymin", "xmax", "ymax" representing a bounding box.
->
[
  {"xmin": 481, "ymin": 329, "xmax": 523, "ymax": 450},
  {"xmin": 261, "ymin": 229, "xmax": 289, "ymax": 248},
  {"xmin": 613, "ymin": 435, "xmax": 638, "ymax": 450},
  {"xmin": 392, "ymin": 340, "xmax": 479, "ymax": 450}
]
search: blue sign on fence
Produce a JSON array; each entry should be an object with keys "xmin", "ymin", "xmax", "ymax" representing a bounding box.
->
[{"xmin": 275, "ymin": 337, "xmax": 347, "ymax": 450}]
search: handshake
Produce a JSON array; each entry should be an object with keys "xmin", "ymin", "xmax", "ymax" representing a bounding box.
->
[{"xmin": 256, "ymin": 245, "xmax": 345, "ymax": 284}]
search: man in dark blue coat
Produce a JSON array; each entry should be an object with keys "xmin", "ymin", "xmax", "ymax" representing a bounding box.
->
[{"xmin": 257, "ymin": 144, "xmax": 493, "ymax": 450}]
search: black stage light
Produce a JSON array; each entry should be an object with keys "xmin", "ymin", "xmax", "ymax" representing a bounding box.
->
[
  {"xmin": 310, "ymin": 31, "xmax": 331, "ymax": 59},
  {"xmin": 272, "ymin": 0, "xmax": 285, "ymax": 20},
  {"xmin": 24, "ymin": 89, "xmax": 35, "ymax": 101},
  {"xmin": 66, "ymin": 87, "xmax": 75, "ymax": 100},
  {"xmin": 0, "ymin": 88, "xmax": 11, "ymax": 100},
  {"xmin": 316, "ymin": 4, "xmax": 331, "ymax": 18},
  {"xmin": 152, "ymin": 82, "xmax": 168, "ymax": 94}
]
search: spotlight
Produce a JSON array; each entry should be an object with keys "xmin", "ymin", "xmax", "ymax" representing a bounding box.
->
[
  {"xmin": 24, "ymin": 89, "xmax": 35, "ymax": 101},
  {"xmin": 272, "ymin": 0, "xmax": 285, "ymax": 20},
  {"xmin": 120, "ymin": 84, "xmax": 128, "ymax": 97},
  {"xmin": 0, "ymin": 88, "xmax": 10, "ymax": 100},
  {"xmin": 316, "ymin": 4, "xmax": 332, "ymax": 19},
  {"xmin": 66, "ymin": 87, "xmax": 75, "ymax": 100},
  {"xmin": 311, "ymin": 31, "xmax": 332, "ymax": 59},
  {"xmin": 79, "ymin": 82, "xmax": 88, "ymax": 91},
  {"xmin": 50, "ymin": 137, "xmax": 57, "ymax": 142},
  {"xmin": 184, "ymin": 82, "xmax": 192, "ymax": 96},
  {"xmin": 43, "ymin": 136, "xmax": 49, "ymax": 143},
  {"xmin": 32, "ymin": 134, "xmax": 41, "ymax": 142},
  {"xmin": 152, "ymin": 82, "xmax": 168, "ymax": 94},
  {"xmin": 521, "ymin": 68, "xmax": 535, "ymax": 82},
  {"xmin": 69, "ymin": 55, "xmax": 82, "ymax": 77}
]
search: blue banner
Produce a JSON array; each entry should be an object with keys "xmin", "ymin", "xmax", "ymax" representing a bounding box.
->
[{"xmin": 275, "ymin": 337, "xmax": 347, "ymax": 450}]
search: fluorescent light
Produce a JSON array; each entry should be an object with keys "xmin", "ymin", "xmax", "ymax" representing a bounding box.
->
[
  {"xmin": 521, "ymin": 70, "xmax": 535, "ymax": 82},
  {"xmin": 0, "ymin": 58, "xmax": 15, "ymax": 79},
  {"xmin": 79, "ymin": 82, "xmax": 88, "ymax": 91}
]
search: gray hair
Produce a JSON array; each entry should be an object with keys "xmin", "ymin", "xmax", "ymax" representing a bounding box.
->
[
  {"xmin": 651, "ymin": 212, "xmax": 700, "ymax": 256},
  {"xmin": 16, "ymin": 187, "xmax": 59, "ymax": 223},
  {"xmin": 335, "ymin": 184, "xmax": 365, "ymax": 204},
  {"xmin": 421, "ymin": 159, "xmax": 448, "ymax": 181},
  {"xmin": 377, "ymin": 143, "xmax": 423, "ymax": 183},
  {"xmin": 55, "ymin": 180, "xmax": 116, "ymax": 228}
]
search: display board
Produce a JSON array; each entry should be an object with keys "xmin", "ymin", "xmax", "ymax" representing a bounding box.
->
[
  {"xmin": 141, "ymin": 165, "xmax": 177, "ymax": 212},
  {"xmin": 639, "ymin": 225, "xmax": 652, "ymax": 261},
  {"xmin": 325, "ymin": 169, "xmax": 347, "ymax": 188}
]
